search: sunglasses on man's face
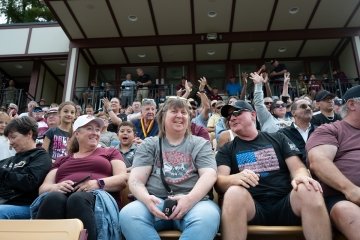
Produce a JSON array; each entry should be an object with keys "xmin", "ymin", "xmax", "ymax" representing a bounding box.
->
[
  {"xmin": 298, "ymin": 103, "xmax": 312, "ymax": 110},
  {"xmin": 264, "ymin": 102, "xmax": 273, "ymax": 105},
  {"xmin": 274, "ymin": 103, "xmax": 286, "ymax": 109},
  {"xmin": 227, "ymin": 109, "xmax": 250, "ymax": 120},
  {"xmin": 216, "ymin": 106, "xmax": 224, "ymax": 110}
]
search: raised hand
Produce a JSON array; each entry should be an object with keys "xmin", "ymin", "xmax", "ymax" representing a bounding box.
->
[
  {"xmin": 198, "ymin": 77, "xmax": 207, "ymax": 91},
  {"xmin": 249, "ymin": 72, "xmax": 264, "ymax": 84},
  {"xmin": 262, "ymin": 72, "xmax": 269, "ymax": 84},
  {"xmin": 284, "ymin": 72, "xmax": 290, "ymax": 84},
  {"xmin": 184, "ymin": 80, "xmax": 192, "ymax": 93}
]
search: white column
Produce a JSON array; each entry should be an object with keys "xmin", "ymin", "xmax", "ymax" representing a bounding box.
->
[{"xmin": 64, "ymin": 47, "xmax": 79, "ymax": 101}]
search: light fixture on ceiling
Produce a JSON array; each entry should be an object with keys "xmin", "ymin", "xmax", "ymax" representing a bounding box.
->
[
  {"xmin": 128, "ymin": 15, "xmax": 138, "ymax": 22},
  {"xmin": 207, "ymin": 11, "xmax": 217, "ymax": 18},
  {"xmin": 207, "ymin": 50, "xmax": 216, "ymax": 55},
  {"xmin": 15, "ymin": 64, "xmax": 23, "ymax": 69},
  {"xmin": 278, "ymin": 47, "xmax": 287, "ymax": 53},
  {"xmin": 289, "ymin": 7, "xmax": 299, "ymax": 15},
  {"xmin": 137, "ymin": 53, "xmax": 146, "ymax": 58}
]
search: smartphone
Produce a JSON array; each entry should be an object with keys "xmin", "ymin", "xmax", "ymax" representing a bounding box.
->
[
  {"xmin": 162, "ymin": 199, "xmax": 177, "ymax": 217},
  {"xmin": 73, "ymin": 175, "xmax": 91, "ymax": 188}
]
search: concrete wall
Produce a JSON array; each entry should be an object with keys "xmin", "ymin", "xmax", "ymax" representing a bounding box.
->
[{"xmin": 0, "ymin": 25, "xmax": 69, "ymax": 56}]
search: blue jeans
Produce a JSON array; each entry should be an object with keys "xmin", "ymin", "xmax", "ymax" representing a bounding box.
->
[
  {"xmin": 120, "ymin": 199, "xmax": 220, "ymax": 240},
  {"xmin": 0, "ymin": 205, "xmax": 30, "ymax": 219}
]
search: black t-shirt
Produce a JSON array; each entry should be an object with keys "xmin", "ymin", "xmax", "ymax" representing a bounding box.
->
[
  {"xmin": 270, "ymin": 64, "xmax": 287, "ymax": 81},
  {"xmin": 107, "ymin": 113, "xmax": 128, "ymax": 133},
  {"xmin": 137, "ymin": 74, "xmax": 151, "ymax": 88},
  {"xmin": 216, "ymin": 131, "xmax": 301, "ymax": 202},
  {"xmin": 310, "ymin": 112, "xmax": 342, "ymax": 127}
]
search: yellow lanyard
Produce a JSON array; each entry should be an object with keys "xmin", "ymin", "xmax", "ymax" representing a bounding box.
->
[{"xmin": 141, "ymin": 118, "xmax": 154, "ymax": 138}]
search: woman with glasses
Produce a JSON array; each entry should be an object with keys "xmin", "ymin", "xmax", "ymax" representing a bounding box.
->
[
  {"xmin": 120, "ymin": 97, "xmax": 220, "ymax": 240},
  {"xmin": 251, "ymin": 72, "xmax": 292, "ymax": 133}
]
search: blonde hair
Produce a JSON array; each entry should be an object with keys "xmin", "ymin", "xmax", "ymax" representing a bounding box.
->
[{"xmin": 156, "ymin": 97, "xmax": 191, "ymax": 138}]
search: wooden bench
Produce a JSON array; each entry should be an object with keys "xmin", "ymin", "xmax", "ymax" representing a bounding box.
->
[
  {"xmin": 120, "ymin": 186, "xmax": 310, "ymax": 240},
  {"xmin": 0, "ymin": 219, "xmax": 87, "ymax": 240},
  {"xmin": 158, "ymin": 226, "xmax": 305, "ymax": 240}
]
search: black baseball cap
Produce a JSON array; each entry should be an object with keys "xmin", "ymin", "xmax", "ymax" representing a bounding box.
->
[
  {"xmin": 33, "ymin": 106, "xmax": 44, "ymax": 113},
  {"xmin": 343, "ymin": 85, "xmax": 360, "ymax": 102},
  {"xmin": 221, "ymin": 100, "xmax": 254, "ymax": 118},
  {"xmin": 315, "ymin": 90, "xmax": 335, "ymax": 102}
]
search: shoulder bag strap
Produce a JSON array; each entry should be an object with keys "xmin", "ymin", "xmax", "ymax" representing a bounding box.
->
[{"xmin": 159, "ymin": 137, "xmax": 173, "ymax": 195}]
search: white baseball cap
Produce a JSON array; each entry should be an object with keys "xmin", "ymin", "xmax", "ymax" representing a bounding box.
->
[{"xmin": 73, "ymin": 115, "xmax": 104, "ymax": 131}]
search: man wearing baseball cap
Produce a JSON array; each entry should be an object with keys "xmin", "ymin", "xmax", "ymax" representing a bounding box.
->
[
  {"xmin": 44, "ymin": 107, "xmax": 59, "ymax": 128},
  {"xmin": 311, "ymin": 90, "xmax": 341, "ymax": 126},
  {"xmin": 216, "ymin": 100, "xmax": 331, "ymax": 240},
  {"xmin": 307, "ymin": 85, "xmax": 360, "ymax": 239}
]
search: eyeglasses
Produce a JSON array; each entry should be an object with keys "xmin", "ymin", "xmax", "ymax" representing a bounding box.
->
[
  {"xmin": 274, "ymin": 103, "xmax": 286, "ymax": 109},
  {"xmin": 264, "ymin": 102, "xmax": 273, "ymax": 105},
  {"xmin": 227, "ymin": 109, "xmax": 250, "ymax": 120},
  {"xmin": 166, "ymin": 96, "xmax": 187, "ymax": 102},
  {"xmin": 298, "ymin": 103, "xmax": 312, "ymax": 109}
]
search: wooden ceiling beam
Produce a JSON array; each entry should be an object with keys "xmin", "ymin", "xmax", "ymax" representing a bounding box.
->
[{"xmin": 71, "ymin": 28, "xmax": 360, "ymax": 48}]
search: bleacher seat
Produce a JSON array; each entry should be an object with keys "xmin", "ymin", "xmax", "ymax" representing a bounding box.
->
[{"xmin": 0, "ymin": 219, "xmax": 87, "ymax": 240}]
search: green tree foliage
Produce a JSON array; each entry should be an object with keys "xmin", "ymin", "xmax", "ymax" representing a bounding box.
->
[{"xmin": 1, "ymin": 0, "xmax": 55, "ymax": 24}]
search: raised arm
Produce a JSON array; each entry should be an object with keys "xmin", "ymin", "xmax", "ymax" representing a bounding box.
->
[
  {"xmin": 102, "ymin": 98, "xmax": 122, "ymax": 126},
  {"xmin": 250, "ymin": 72, "xmax": 272, "ymax": 126},
  {"xmin": 263, "ymin": 72, "xmax": 272, "ymax": 97},
  {"xmin": 239, "ymin": 72, "xmax": 248, "ymax": 100},
  {"xmin": 281, "ymin": 72, "xmax": 290, "ymax": 97}
]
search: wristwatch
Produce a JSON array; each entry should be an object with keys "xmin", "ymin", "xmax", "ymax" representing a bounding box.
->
[{"xmin": 97, "ymin": 179, "xmax": 105, "ymax": 189}]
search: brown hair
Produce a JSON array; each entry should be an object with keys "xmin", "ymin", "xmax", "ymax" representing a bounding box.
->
[
  {"xmin": 58, "ymin": 101, "xmax": 77, "ymax": 137},
  {"xmin": 156, "ymin": 97, "xmax": 191, "ymax": 138},
  {"xmin": 67, "ymin": 135, "xmax": 79, "ymax": 154}
]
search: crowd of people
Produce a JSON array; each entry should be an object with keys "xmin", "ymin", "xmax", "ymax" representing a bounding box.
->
[{"xmin": 0, "ymin": 63, "xmax": 359, "ymax": 240}]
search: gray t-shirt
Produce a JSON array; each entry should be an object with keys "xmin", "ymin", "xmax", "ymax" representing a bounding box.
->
[
  {"xmin": 99, "ymin": 131, "xmax": 119, "ymax": 147},
  {"xmin": 132, "ymin": 135, "xmax": 216, "ymax": 198}
]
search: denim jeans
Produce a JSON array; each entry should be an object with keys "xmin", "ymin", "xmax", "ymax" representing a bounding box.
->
[
  {"xmin": 120, "ymin": 199, "xmax": 220, "ymax": 240},
  {"xmin": 0, "ymin": 204, "xmax": 30, "ymax": 219}
]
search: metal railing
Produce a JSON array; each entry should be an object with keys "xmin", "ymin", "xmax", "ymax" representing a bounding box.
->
[
  {"xmin": 73, "ymin": 84, "xmax": 175, "ymax": 109},
  {"xmin": 271, "ymin": 78, "xmax": 359, "ymax": 99}
]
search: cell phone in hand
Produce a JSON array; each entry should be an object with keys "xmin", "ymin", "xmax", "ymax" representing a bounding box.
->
[
  {"xmin": 73, "ymin": 175, "xmax": 91, "ymax": 188},
  {"xmin": 162, "ymin": 199, "xmax": 177, "ymax": 217}
]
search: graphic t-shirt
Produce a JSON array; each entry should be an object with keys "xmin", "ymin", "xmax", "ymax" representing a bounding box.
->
[
  {"xmin": 216, "ymin": 131, "xmax": 301, "ymax": 202},
  {"xmin": 132, "ymin": 135, "xmax": 216, "ymax": 198},
  {"xmin": 45, "ymin": 127, "xmax": 70, "ymax": 159}
]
